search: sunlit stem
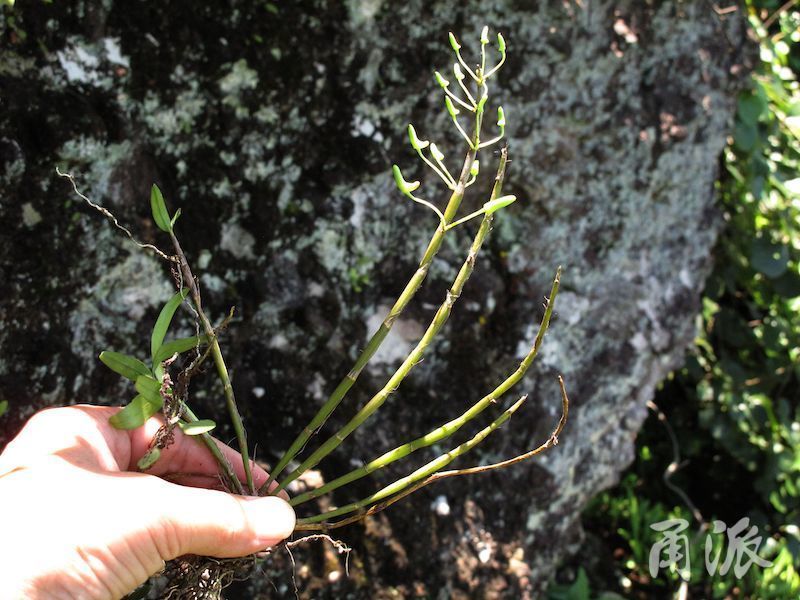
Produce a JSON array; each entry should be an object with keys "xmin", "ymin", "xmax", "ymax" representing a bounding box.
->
[
  {"xmin": 443, "ymin": 86, "xmax": 475, "ymax": 112},
  {"xmin": 408, "ymin": 193, "xmax": 446, "ymax": 223},
  {"xmin": 444, "ymin": 206, "xmax": 488, "ymax": 230},
  {"xmin": 455, "ymin": 65, "xmax": 477, "ymax": 107},
  {"xmin": 291, "ymin": 269, "xmax": 560, "ymax": 507},
  {"xmin": 453, "ymin": 116, "xmax": 476, "ymax": 150},
  {"xmin": 478, "ymin": 127, "xmax": 505, "ymax": 149},
  {"xmin": 455, "ymin": 48, "xmax": 480, "ymax": 83},
  {"xmin": 273, "ymin": 150, "xmax": 507, "ymax": 495},
  {"xmin": 296, "ymin": 395, "xmax": 528, "ymax": 525},
  {"xmin": 431, "ymin": 150, "xmax": 456, "ymax": 187},
  {"xmin": 484, "ymin": 52, "xmax": 506, "ymax": 80},
  {"xmin": 416, "ymin": 149, "xmax": 456, "ymax": 189}
]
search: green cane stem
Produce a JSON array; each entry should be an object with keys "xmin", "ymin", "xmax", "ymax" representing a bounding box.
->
[
  {"xmin": 260, "ymin": 131, "xmax": 483, "ymax": 496},
  {"xmin": 294, "ymin": 376, "xmax": 569, "ymax": 532},
  {"xmin": 273, "ymin": 149, "xmax": 508, "ymax": 495},
  {"xmin": 290, "ymin": 267, "xmax": 560, "ymax": 507},
  {"xmin": 296, "ymin": 394, "xmax": 527, "ymax": 525},
  {"xmin": 170, "ymin": 232, "xmax": 256, "ymax": 495},
  {"xmin": 181, "ymin": 403, "xmax": 243, "ymax": 495}
]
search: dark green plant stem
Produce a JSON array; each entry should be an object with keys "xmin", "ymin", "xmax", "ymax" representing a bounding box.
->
[
  {"xmin": 272, "ymin": 148, "xmax": 508, "ymax": 496},
  {"xmin": 181, "ymin": 403, "xmax": 243, "ymax": 495},
  {"xmin": 297, "ymin": 394, "xmax": 527, "ymax": 525},
  {"xmin": 290, "ymin": 267, "xmax": 560, "ymax": 507},
  {"xmin": 294, "ymin": 376, "xmax": 569, "ymax": 532},
  {"xmin": 260, "ymin": 147, "xmax": 481, "ymax": 495},
  {"xmin": 169, "ymin": 231, "xmax": 256, "ymax": 495}
]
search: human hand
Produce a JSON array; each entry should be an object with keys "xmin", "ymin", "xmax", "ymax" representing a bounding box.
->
[{"xmin": 0, "ymin": 405, "xmax": 295, "ymax": 599}]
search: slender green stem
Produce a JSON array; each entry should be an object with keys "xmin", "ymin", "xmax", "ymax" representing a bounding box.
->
[
  {"xmin": 170, "ymin": 232, "xmax": 256, "ymax": 495},
  {"xmin": 260, "ymin": 133, "xmax": 483, "ymax": 497},
  {"xmin": 181, "ymin": 403, "xmax": 244, "ymax": 495},
  {"xmin": 290, "ymin": 266, "xmax": 560, "ymax": 507},
  {"xmin": 294, "ymin": 376, "xmax": 569, "ymax": 532},
  {"xmin": 273, "ymin": 149, "xmax": 509, "ymax": 495},
  {"xmin": 297, "ymin": 394, "xmax": 527, "ymax": 525}
]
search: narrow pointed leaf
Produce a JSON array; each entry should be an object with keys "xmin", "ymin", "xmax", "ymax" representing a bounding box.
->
[
  {"xmin": 109, "ymin": 395, "xmax": 161, "ymax": 430},
  {"xmin": 152, "ymin": 335, "xmax": 209, "ymax": 365},
  {"xmin": 179, "ymin": 419, "xmax": 217, "ymax": 436},
  {"xmin": 135, "ymin": 375, "xmax": 164, "ymax": 405},
  {"xmin": 99, "ymin": 351, "xmax": 152, "ymax": 382},
  {"xmin": 150, "ymin": 184, "xmax": 172, "ymax": 233},
  {"xmin": 170, "ymin": 207, "xmax": 182, "ymax": 228},
  {"xmin": 151, "ymin": 289, "xmax": 189, "ymax": 361}
]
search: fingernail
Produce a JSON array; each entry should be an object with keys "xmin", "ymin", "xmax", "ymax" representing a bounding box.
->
[{"xmin": 243, "ymin": 496, "xmax": 296, "ymax": 544}]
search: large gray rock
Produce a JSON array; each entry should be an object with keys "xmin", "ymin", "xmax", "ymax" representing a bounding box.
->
[{"xmin": 0, "ymin": 1, "xmax": 751, "ymax": 597}]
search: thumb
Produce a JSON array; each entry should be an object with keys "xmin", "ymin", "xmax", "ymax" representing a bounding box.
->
[{"xmin": 153, "ymin": 482, "xmax": 296, "ymax": 559}]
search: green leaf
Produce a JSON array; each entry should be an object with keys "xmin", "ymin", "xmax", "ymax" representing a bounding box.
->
[
  {"xmin": 738, "ymin": 91, "xmax": 768, "ymax": 126},
  {"xmin": 151, "ymin": 289, "xmax": 190, "ymax": 361},
  {"xmin": 179, "ymin": 419, "xmax": 216, "ymax": 436},
  {"xmin": 99, "ymin": 351, "xmax": 152, "ymax": 381},
  {"xmin": 150, "ymin": 184, "xmax": 172, "ymax": 233},
  {"xmin": 0, "ymin": 400, "xmax": 7, "ymax": 418},
  {"xmin": 733, "ymin": 119, "xmax": 757, "ymax": 153},
  {"xmin": 135, "ymin": 375, "xmax": 163, "ymax": 403},
  {"xmin": 137, "ymin": 448, "xmax": 161, "ymax": 471},
  {"xmin": 772, "ymin": 268, "xmax": 800, "ymax": 298},
  {"xmin": 152, "ymin": 335, "xmax": 209, "ymax": 365},
  {"xmin": 750, "ymin": 237, "xmax": 789, "ymax": 279},
  {"xmin": 109, "ymin": 395, "xmax": 162, "ymax": 430}
]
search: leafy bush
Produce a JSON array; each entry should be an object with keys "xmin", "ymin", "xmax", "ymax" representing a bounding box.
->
[{"xmin": 556, "ymin": 2, "xmax": 800, "ymax": 598}]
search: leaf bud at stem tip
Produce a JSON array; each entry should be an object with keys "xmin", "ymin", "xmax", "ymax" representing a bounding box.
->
[
  {"xmin": 497, "ymin": 33, "xmax": 506, "ymax": 54},
  {"xmin": 481, "ymin": 26, "xmax": 489, "ymax": 45},
  {"xmin": 430, "ymin": 143, "xmax": 445, "ymax": 162},
  {"xmin": 470, "ymin": 160, "xmax": 480, "ymax": 177},
  {"xmin": 449, "ymin": 31, "xmax": 461, "ymax": 51},
  {"xmin": 434, "ymin": 70, "xmax": 449, "ymax": 88},
  {"xmin": 497, "ymin": 106, "xmax": 506, "ymax": 127},
  {"xmin": 408, "ymin": 124, "xmax": 429, "ymax": 151},
  {"xmin": 392, "ymin": 165, "xmax": 421, "ymax": 196},
  {"xmin": 445, "ymin": 96, "xmax": 460, "ymax": 118}
]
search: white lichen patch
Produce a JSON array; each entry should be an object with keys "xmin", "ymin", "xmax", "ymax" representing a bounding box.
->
[
  {"xmin": 219, "ymin": 221, "xmax": 256, "ymax": 260},
  {"xmin": 55, "ymin": 36, "xmax": 128, "ymax": 89},
  {"xmin": 21, "ymin": 202, "xmax": 42, "ymax": 227}
]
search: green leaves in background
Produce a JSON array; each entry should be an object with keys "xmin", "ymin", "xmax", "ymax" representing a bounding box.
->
[
  {"xmin": 0, "ymin": 400, "xmax": 7, "ymax": 418},
  {"xmin": 151, "ymin": 289, "xmax": 189, "ymax": 361},
  {"xmin": 99, "ymin": 351, "xmax": 151, "ymax": 381},
  {"xmin": 179, "ymin": 419, "xmax": 216, "ymax": 436}
]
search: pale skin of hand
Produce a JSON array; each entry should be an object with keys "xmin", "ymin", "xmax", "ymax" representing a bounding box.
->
[{"xmin": 0, "ymin": 405, "xmax": 296, "ymax": 600}]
